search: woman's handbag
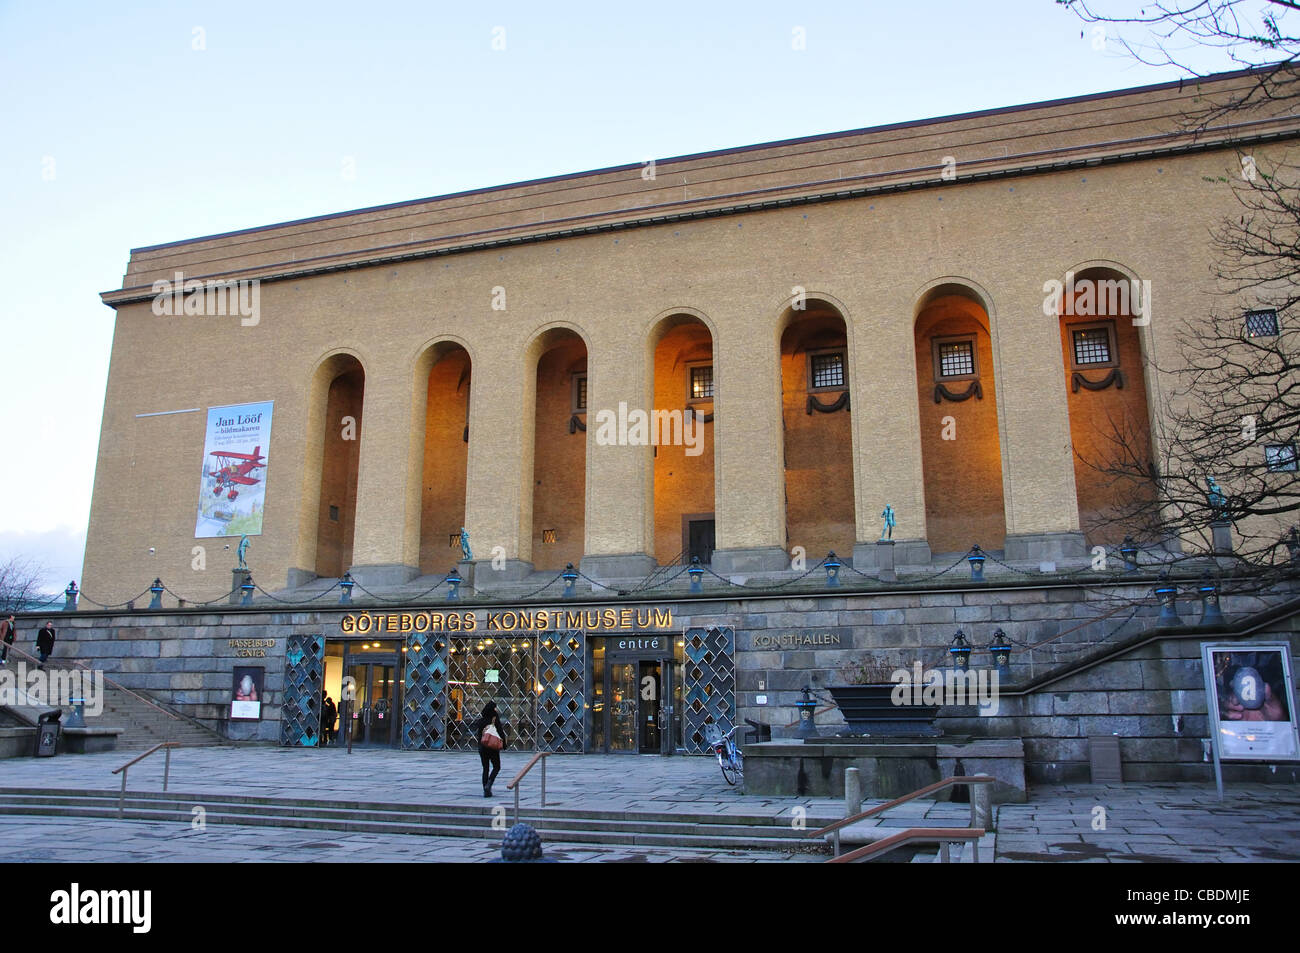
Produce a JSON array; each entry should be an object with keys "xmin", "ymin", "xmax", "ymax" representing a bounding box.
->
[{"xmin": 481, "ymin": 723, "xmax": 504, "ymax": 750}]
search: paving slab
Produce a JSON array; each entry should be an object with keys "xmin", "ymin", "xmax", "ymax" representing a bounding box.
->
[{"xmin": 0, "ymin": 748, "xmax": 1295, "ymax": 861}]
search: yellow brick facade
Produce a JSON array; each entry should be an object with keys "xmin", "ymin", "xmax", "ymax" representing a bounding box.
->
[{"xmin": 82, "ymin": 70, "xmax": 1300, "ymax": 601}]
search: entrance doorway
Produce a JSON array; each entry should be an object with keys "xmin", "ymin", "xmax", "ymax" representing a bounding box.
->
[
  {"xmin": 589, "ymin": 636, "xmax": 683, "ymax": 754},
  {"xmin": 683, "ymin": 515, "xmax": 716, "ymax": 565},
  {"xmin": 338, "ymin": 640, "xmax": 402, "ymax": 747}
]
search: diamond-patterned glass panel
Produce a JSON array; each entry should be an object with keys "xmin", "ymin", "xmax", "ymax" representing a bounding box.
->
[
  {"xmin": 537, "ymin": 631, "xmax": 584, "ymax": 752},
  {"xmin": 280, "ymin": 634, "xmax": 324, "ymax": 747},
  {"xmin": 682, "ymin": 625, "xmax": 736, "ymax": 753},
  {"xmin": 402, "ymin": 633, "xmax": 449, "ymax": 749},
  {"xmin": 447, "ymin": 635, "xmax": 538, "ymax": 750},
  {"xmin": 1246, "ymin": 309, "xmax": 1280, "ymax": 338}
]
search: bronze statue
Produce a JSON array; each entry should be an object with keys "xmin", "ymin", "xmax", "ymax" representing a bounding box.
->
[{"xmin": 879, "ymin": 504, "xmax": 896, "ymax": 541}]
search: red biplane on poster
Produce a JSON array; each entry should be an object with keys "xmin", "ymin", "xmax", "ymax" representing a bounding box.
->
[
  {"xmin": 195, "ymin": 401, "xmax": 274, "ymax": 538},
  {"xmin": 207, "ymin": 446, "xmax": 265, "ymax": 501}
]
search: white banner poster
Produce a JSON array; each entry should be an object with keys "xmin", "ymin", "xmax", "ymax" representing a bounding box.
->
[
  {"xmin": 195, "ymin": 401, "xmax": 273, "ymax": 538},
  {"xmin": 1202, "ymin": 642, "xmax": 1300, "ymax": 761}
]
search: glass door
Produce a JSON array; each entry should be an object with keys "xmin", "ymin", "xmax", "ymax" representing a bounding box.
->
[
  {"xmin": 343, "ymin": 642, "xmax": 400, "ymax": 746},
  {"xmin": 609, "ymin": 662, "xmax": 638, "ymax": 752},
  {"xmin": 638, "ymin": 660, "xmax": 661, "ymax": 753}
]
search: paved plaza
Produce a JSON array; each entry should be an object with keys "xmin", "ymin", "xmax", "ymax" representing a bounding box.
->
[
  {"xmin": 0, "ymin": 817, "xmax": 822, "ymax": 863},
  {"xmin": 0, "ymin": 746, "xmax": 1296, "ymax": 862}
]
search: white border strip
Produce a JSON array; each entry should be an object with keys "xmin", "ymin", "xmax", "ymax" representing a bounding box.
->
[{"xmin": 135, "ymin": 408, "xmax": 200, "ymax": 418}]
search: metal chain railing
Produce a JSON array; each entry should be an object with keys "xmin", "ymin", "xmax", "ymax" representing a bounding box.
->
[
  {"xmin": 699, "ymin": 555, "xmax": 830, "ymax": 591},
  {"xmin": 77, "ymin": 585, "xmax": 159, "ymax": 610},
  {"xmin": 64, "ymin": 529, "xmax": 1275, "ymax": 612},
  {"xmin": 160, "ymin": 583, "xmax": 240, "ymax": 607},
  {"xmin": 252, "ymin": 579, "xmax": 343, "ymax": 604}
]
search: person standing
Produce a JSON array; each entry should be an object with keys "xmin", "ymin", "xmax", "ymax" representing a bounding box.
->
[
  {"xmin": 0, "ymin": 615, "xmax": 14, "ymax": 665},
  {"xmin": 35, "ymin": 621, "xmax": 56, "ymax": 669},
  {"xmin": 321, "ymin": 694, "xmax": 337, "ymax": 746},
  {"xmin": 471, "ymin": 701, "xmax": 507, "ymax": 798}
]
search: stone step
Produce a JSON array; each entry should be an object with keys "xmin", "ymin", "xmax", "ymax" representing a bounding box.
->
[
  {"xmin": 0, "ymin": 790, "xmax": 822, "ymax": 851},
  {"xmin": 0, "ymin": 794, "xmax": 808, "ymax": 840},
  {"xmin": 0, "ymin": 787, "xmax": 813, "ymax": 828}
]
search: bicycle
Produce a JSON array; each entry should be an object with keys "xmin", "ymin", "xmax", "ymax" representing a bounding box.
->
[{"xmin": 704, "ymin": 723, "xmax": 743, "ymax": 785}]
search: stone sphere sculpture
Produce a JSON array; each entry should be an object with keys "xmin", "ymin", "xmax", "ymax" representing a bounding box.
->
[{"xmin": 500, "ymin": 822, "xmax": 544, "ymax": 862}]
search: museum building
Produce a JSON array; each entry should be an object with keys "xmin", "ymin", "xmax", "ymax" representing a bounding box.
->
[{"xmin": 57, "ymin": 67, "xmax": 1300, "ymax": 782}]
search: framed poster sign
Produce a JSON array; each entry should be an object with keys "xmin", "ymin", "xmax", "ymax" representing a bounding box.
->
[
  {"xmin": 230, "ymin": 666, "xmax": 265, "ymax": 721},
  {"xmin": 1201, "ymin": 642, "xmax": 1299, "ymax": 763},
  {"xmin": 195, "ymin": 401, "xmax": 273, "ymax": 539}
]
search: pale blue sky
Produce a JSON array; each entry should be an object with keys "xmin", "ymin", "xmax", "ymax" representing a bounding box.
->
[{"xmin": 0, "ymin": 0, "xmax": 1243, "ymax": 592}]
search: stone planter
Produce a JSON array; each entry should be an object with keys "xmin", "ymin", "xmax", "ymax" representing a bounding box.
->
[{"xmin": 827, "ymin": 684, "xmax": 942, "ymax": 737}]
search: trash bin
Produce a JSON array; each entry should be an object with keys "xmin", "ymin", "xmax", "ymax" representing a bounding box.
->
[
  {"xmin": 743, "ymin": 717, "xmax": 771, "ymax": 744},
  {"xmin": 35, "ymin": 710, "xmax": 61, "ymax": 757}
]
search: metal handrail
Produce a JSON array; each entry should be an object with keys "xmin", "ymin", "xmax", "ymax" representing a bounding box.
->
[
  {"xmin": 809, "ymin": 775, "xmax": 994, "ymax": 856},
  {"xmin": 505, "ymin": 751, "xmax": 550, "ymax": 825},
  {"xmin": 111, "ymin": 742, "xmax": 183, "ymax": 818},
  {"xmin": 827, "ymin": 827, "xmax": 986, "ymax": 864}
]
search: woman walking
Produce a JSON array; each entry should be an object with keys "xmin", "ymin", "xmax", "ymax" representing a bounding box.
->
[{"xmin": 472, "ymin": 701, "xmax": 507, "ymax": 797}]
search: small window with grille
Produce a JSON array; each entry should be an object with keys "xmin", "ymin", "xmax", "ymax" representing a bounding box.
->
[
  {"xmin": 1266, "ymin": 444, "xmax": 1297, "ymax": 472},
  {"xmin": 932, "ymin": 337, "xmax": 977, "ymax": 381},
  {"xmin": 449, "ymin": 533, "xmax": 459, "ymax": 548},
  {"xmin": 571, "ymin": 373, "xmax": 588, "ymax": 413},
  {"xmin": 1067, "ymin": 322, "xmax": 1118, "ymax": 370},
  {"xmin": 808, "ymin": 349, "xmax": 847, "ymax": 391},
  {"xmin": 1246, "ymin": 309, "xmax": 1280, "ymax": 338},
  {"xmin": 688, "ymin": 363, "xmax": 714, "ymax": 401},
  {"xmin": 542, "ymin": 528, "xmax": 558, "ymax": 543}
]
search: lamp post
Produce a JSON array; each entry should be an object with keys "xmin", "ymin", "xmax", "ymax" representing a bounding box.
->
[
  {"xmin": 988, "ymin": 628, "xmax": 1012, "ymax": 678},
  {"xmin": 1287, "ymin": 527, "xmax": 1300, "ymax": 567},
  {"xmin": 339, "ymin": 571, "xmax": 354, "ymax": 604},
  {"xmin": 1155, "ymin": 573, "xmax": 1181, "ymax": 627},
  {"xmin": 949, "ymin": 629, "xmax": 972, "ymax": 672},
  {"xmin": 967, "ymin": 546, "xmax": 986, "ymax": 582},
  {"xmin": 561, "ymin": 563, "xmax": 578, "ymax": 599},
  {"xmin": 240, "ymin": 576, "xmax": 255, "ymax": 606},
  {"xmin": 794, "ymin": 686, "xmax": 819, "ymax": 739},
  {"xmin": 446, "ymin": 568, "xmax": 462, "ymax": 603},
  {"xmin": 688, "ymin": 556, "xmax": 704, "ymax": 594},
  {"xmin": 149, "ymin": 578, "xmax": 164, "ymax": 610},
  {"xmin": 824, "ymin": 552, "xmax": 841, "ymax": 588},
  {"xmin": 1119, "ymin": 536, "xmax": 1138, "ymax": 572},
  {"xmin": 1198, "ymin": 575, "xmax": 1225, "ymax": 627},
  {"xmin": 63, "ymin": 581, "xmax": 78, "ymax": 612}
]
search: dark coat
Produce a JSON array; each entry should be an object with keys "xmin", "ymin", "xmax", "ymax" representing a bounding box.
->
[
  {"xmin": 471, "ymin": 712, "xmax": 507, "ymax": 751},
  {"xmin": 36, "ymin": 627, "xmax": 55, "ymax": 653}
]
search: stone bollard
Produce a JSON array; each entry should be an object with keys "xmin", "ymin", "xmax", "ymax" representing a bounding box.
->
[
  {"xmin": 231, "ymin": 569, "xmax": 251, "ymax": 606},
  {"xmin": 971, "ymin": 777, "xmax": 993, "ymax": 832},
  {"xmin": 845, "ymin": 767, "xmax": 862, "ymax": 817},
  {"xmin": 876, "ymin": 540, "xmax": 897, "ymax": 583},
  {"xmin": 494, "ymin": 822, "xmax": 556, "ymax": 863}
]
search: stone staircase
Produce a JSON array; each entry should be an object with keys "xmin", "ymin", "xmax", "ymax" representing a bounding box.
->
[
  {"xmin": 93, "ymin": 685, "xmax": 226, "ymax": 749},
  {"xmin": 0, "ymin": 656, "xmax": 225, "ymax": 750},
  {"xmin": 0, "ymin": 788, "xmax": 825, "ymax": 852}
]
